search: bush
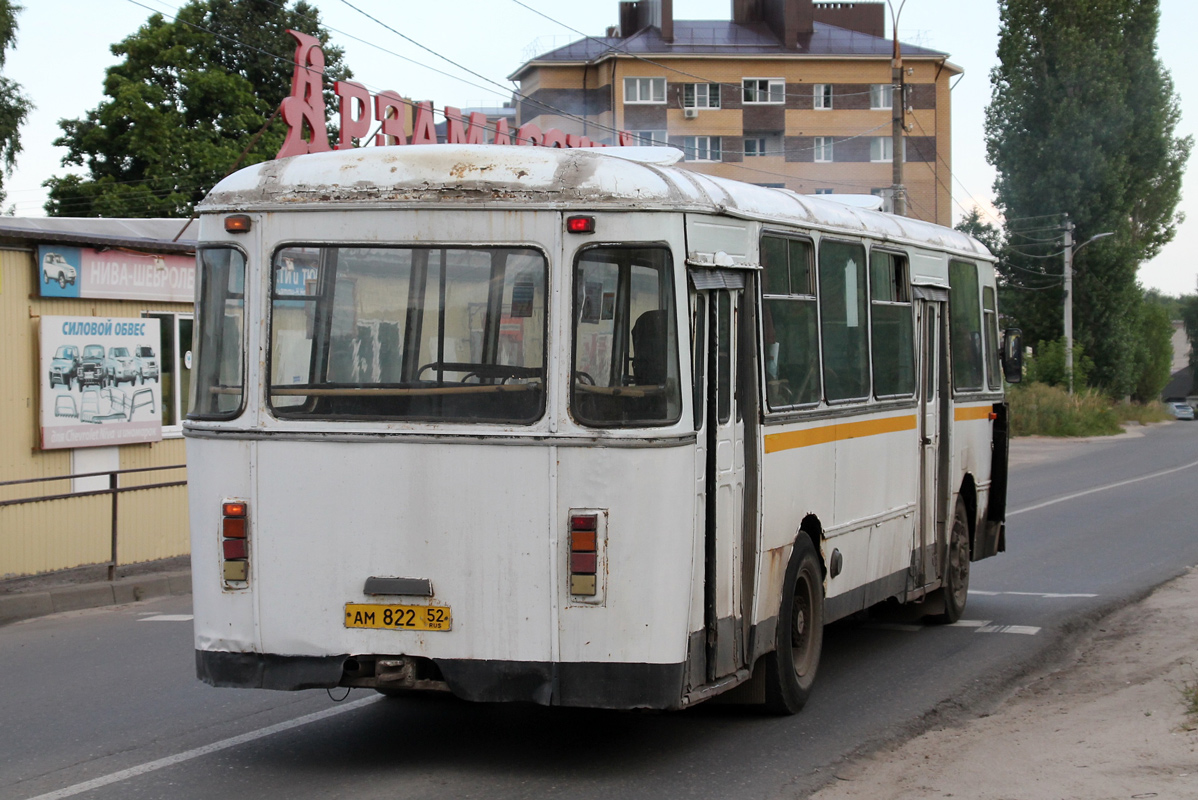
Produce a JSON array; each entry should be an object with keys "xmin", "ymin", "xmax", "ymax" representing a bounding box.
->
[
  {"xmin": 1024, "ymin": 337, "xmax": 1093, "ymax": 389},
  {"xmin": 1115, "ymin": 400, "xmax": 1172, "ymax": 425},
  {"xmin": 1008, "ymin": 382, "xmax": 1122, "ymax": 437}
]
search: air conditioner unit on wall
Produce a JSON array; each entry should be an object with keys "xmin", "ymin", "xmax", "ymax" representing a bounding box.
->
[{"xmin": 683, "ymin": 107, "xmax": 699, "ymax": 119}]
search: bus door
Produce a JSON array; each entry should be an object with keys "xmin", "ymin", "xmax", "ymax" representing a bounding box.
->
[
  {"xmin": 695, "ymin": 286, "xmax": 746, "ymax": 682},
  {"xmin": 915, "ymin": 289, "xmax": 948, "ymax": 589}
]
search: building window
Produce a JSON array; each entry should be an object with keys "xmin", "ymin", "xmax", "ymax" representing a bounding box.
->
[
  {"xmin": 143, "ymin": 312, "xmax": 194, "ymax": 430},
  {"xmin": 744, "ymin": 137, "xmax": 768, "ymax": 157},
  {"xmin": 813, "ymin": 83, "xmax": 833, "ymax": 109},
  {"xmin": 871, "ymin": 137, "xmax": 905, "ymax": 162},
  {"xmin": 629, "ymin": 130, "xmax": 668, "ymax": 146},
  {"xmin": 683, "ymin": 83, "xmax": 721, "ymax": 109},
  {"xmin": 683, "ymin": 136, "xmax": 721, "ymax": 162},
  {"xmin": 624, "ymin": 77, "xmax": 666, "ymax": 104},
  {"xmin": 870, "ymin": 84, "xmax": 893, "ymax": 110},
  {"xmin": 814, "ymin": 188, "xmax": 833, "ymax": 195},
  {"xmin": 743, "ymin": 78, "xmax": 785, "ymax": 104},
  {"xmin": 814, "ymin": 137, "xmax": 833, "ymax": 163}
]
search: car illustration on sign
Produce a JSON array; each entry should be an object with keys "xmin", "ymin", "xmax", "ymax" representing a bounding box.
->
[
  {"xmin": 78, "ymin": 344, "xmax": 107, "ymax": 388},
  {"xmin": 105, "ymin": 346, "xmax": 139, "ymax": 386},
  {"xmin": 133, "ymin": 345, "xmax": 159, "ymax": 383},
  {"xmin": 48, "ymin": 344, "xmax": 81, "ymax": 388},
  {"xmin": 42, "ymin": 252, "xmax": 77, "ymax": 289}
]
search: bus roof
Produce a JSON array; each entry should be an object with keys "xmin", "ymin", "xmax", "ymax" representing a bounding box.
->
[{"xmin": 199, "ymin": 145, "xmax": 992, "ymax": 261}]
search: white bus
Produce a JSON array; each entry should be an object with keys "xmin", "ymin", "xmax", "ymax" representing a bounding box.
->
[{"xmin": 186, "ymin": 145, "xmax": 1020, "ymax": 713}]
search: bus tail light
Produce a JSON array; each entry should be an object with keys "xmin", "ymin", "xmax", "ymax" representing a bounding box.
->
[
  {"xmin": 221, "ymin": 500, "xmax": 249, "ymax": 587},
  {"xmin": 569, "ymin": 513, "xmax": 599, "ymax": 597}
]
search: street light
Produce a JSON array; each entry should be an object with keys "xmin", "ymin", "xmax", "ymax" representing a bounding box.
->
[{"xmin": 1063, "ymin": 223, "xmax": 1114, "ymax": 394}]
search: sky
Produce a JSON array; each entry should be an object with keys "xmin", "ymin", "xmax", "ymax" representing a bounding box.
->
[{"xmin": 4, "ymin": 0, "xmax": 1196, "ymax": 295}]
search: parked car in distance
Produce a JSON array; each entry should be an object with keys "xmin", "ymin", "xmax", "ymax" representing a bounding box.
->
[
  {"xmin": 78, "ymin": 344, "xmax": 107, "ymax": 388},
  {"xmin": 133, "ymin": 345, "xmax": 159, "ymax": 383},
  {"xmin": 1169, "ymin": 402, "xmax": 1194, "ymax": 421},
  {"xmin": 48, "ymin": 344, "xmax": 81, "ymax": 388},
  {"xmin": 42, "ymin": 252, "xmax": 77, "ymax": 289},
  {"xmin": 105, "ymin": 346, "xmax": 139, "ymax": 386}
]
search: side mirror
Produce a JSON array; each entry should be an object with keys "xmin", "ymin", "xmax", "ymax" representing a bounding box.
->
[{"xmin": 1001, "ymin": 328, "xmax": 1023, "ymax": 384}]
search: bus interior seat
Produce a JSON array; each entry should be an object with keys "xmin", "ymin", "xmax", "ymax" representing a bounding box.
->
[{"xmin": 632, "ymin": 310, "xmax": 667, "ymax": 386}]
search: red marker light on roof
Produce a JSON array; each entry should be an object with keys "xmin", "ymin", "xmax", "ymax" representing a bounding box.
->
[{"xmin": 566, "ymin": 215, "xmax": 595, "ymax": 234}]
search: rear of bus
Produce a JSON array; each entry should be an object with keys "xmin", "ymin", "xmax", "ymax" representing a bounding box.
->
[{"xmin": 185, "ymin": 189, "xmax": 698, "ymax": 708}]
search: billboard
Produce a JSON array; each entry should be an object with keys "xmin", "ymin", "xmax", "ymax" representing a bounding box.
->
[
  {"xmin": 37, "ymin": 244, "xmax": 195, "ymax": 303},
  {"xmin": 39, "ymin": 316, "xmax": 163, "ymax": 449}
]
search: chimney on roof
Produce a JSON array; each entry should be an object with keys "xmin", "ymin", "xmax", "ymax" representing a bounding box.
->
[
  {"xmin": 731, "ymin": 0, "xmax": 813, "ymax": 51},
  {"xmin": 812, "ymin": 2, "xmax": 886, "ymax": 38},
  {"xmin": 617, "ymin": 0, "xmax": 674, "ymax": 42}
]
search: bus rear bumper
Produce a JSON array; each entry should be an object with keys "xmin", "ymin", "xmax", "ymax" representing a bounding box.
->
[{"xmin": 196, "ymin": 650, "xmax": 686, "ymax": 709}]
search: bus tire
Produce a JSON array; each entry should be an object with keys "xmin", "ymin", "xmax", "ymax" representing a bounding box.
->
[
  {"xmin": 764, "ymin": 534, "xmax": 824, "ymax": 715},
  {"xmin": 927, "ymin": 496, "xmax": 970, "ymax": 624}
]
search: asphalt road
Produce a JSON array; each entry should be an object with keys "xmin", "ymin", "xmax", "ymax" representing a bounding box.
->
[{"xmin": 3, "ymin": 422, "xmax": 1196, "ymax": 800}]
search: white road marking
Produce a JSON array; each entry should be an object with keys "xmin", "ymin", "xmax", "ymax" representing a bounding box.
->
[
  {"xmin": 970, "ymin": 591, "xmax": 1098, "ymax": 599},
  {"xmin": 868, "ymin": 619, "xmax": 1039, "ymax": 635},
  {"xmin": 1008, "ymin": 457, "xmax": 1198, "ymax": 517},
  {"xmin": 136, "ymin": 614, "xmax": 193, "ymax": 622},
  {"xmin": 978, "ymin": 624, "xmax": 1041, "ymax": 635},
  {"xmin": 22, "ymin": 695, "xmax": 381, "ymax": 800}
]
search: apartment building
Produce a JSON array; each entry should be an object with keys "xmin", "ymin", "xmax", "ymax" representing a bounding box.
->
[{"xmin": 509, "ymin": 0, "xmax": 959, "ymax": 227}]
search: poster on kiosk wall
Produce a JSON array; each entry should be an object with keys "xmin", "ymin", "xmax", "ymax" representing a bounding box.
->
[{"xmin": 39, "ymin": 316, "xmax": 163, "ymax": 450}]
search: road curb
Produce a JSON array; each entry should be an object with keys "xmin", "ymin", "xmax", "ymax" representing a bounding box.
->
[{"xmin": 0, "ymin": 569, "xmax": 191, "ymax": 627}]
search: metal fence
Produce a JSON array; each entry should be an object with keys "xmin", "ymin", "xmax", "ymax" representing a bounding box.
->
[{"xmin": 0, "ymin": 465, "xmax": 187, "ymax": 580}]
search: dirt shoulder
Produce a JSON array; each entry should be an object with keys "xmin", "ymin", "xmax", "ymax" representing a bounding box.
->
[{"xmin": 810, "ymin": 565, "xmax": 1198, "ymax": 800}]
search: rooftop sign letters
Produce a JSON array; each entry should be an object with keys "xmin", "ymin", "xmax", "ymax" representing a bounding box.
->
[{"xmin": 276, "ymin": 30, "xmax": 637, "ymax": 160}]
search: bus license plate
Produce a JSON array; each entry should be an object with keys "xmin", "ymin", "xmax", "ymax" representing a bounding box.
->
[{"xmin": 344, "ymin": 603, "xmax": 452, "ymax": 631}]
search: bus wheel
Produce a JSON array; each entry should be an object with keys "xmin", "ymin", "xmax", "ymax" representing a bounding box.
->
[
  {"xmin": 928, "ymin": 497, "xmax": 971, "ymax": 624},
  {"xmin": 764, "ymin": 534, "xmax": 824, "ymax": 715}
]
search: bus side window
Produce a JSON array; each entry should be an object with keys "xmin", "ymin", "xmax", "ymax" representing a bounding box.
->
[
  {"xmin": 983, "ymin": 285, "xmax": 1001, "ymax": 389},
  {"xmin": 760, "ymin": 235, "xmax": 820, "ymax": 409},
  {"xmin": 818, "ymin": 240, "xmax": 870, "ymax": 402},
  {"xmin": 869, "ymin": 251, "xmax": 915, "ymax": 398},
  {"xmin": 949, "ymin": 260, "xmax": 984, "ymax": 392}
]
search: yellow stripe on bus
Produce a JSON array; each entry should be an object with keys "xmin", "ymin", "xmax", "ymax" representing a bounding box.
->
[
  {"xmin": 954, "ymin": 405, "xmax": 994, "ymax": 422},
  {"xmin": 764, "ymin": 414, "xmax": 917, "ymax": 454}
]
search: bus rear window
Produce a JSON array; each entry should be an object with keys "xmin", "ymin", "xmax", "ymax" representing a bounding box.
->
[
  {"xmin": 190, "ymin": 247, "xmax": 246, "ymax": 419},
  {"xmin": 267, "ymin": 246, "xmax": 547, "ymax": 423},
  {"xmin": 571, "ymin": 245, "xmax": 681, "ymax": 427}
]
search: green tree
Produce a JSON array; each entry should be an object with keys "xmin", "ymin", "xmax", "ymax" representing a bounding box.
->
[
  {"xmin": 955, "ymin": 208, "xmax": 1005, "ymax": 256},
  {"xmin": 1131, "ymin": 296, "xmax": 1173, "ymax": 402},
  {"xmin": 0, "ymin": 1, "xmax": 33, "ymax": 208},
  {"xmin": 45, "ymin": 0, "xmax": 349, "ymax": 218},
  {"xmin": 985, "ymin": 0, "xmax": 1191, "ymax": 396}
]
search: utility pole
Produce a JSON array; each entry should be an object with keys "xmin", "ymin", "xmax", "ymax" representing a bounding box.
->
[
  {"xmin": 888, "ymin": 0, "xmax": 907, "ymax": 216},
  {"xmin": 1063, "ymin": 217, "xmax": 1075, "ymax": 394}
]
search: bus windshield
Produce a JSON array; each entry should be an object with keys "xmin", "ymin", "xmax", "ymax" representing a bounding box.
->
[{"xmin": 268, "ymin": 245, "xmax": 547, "ymax": 423}]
